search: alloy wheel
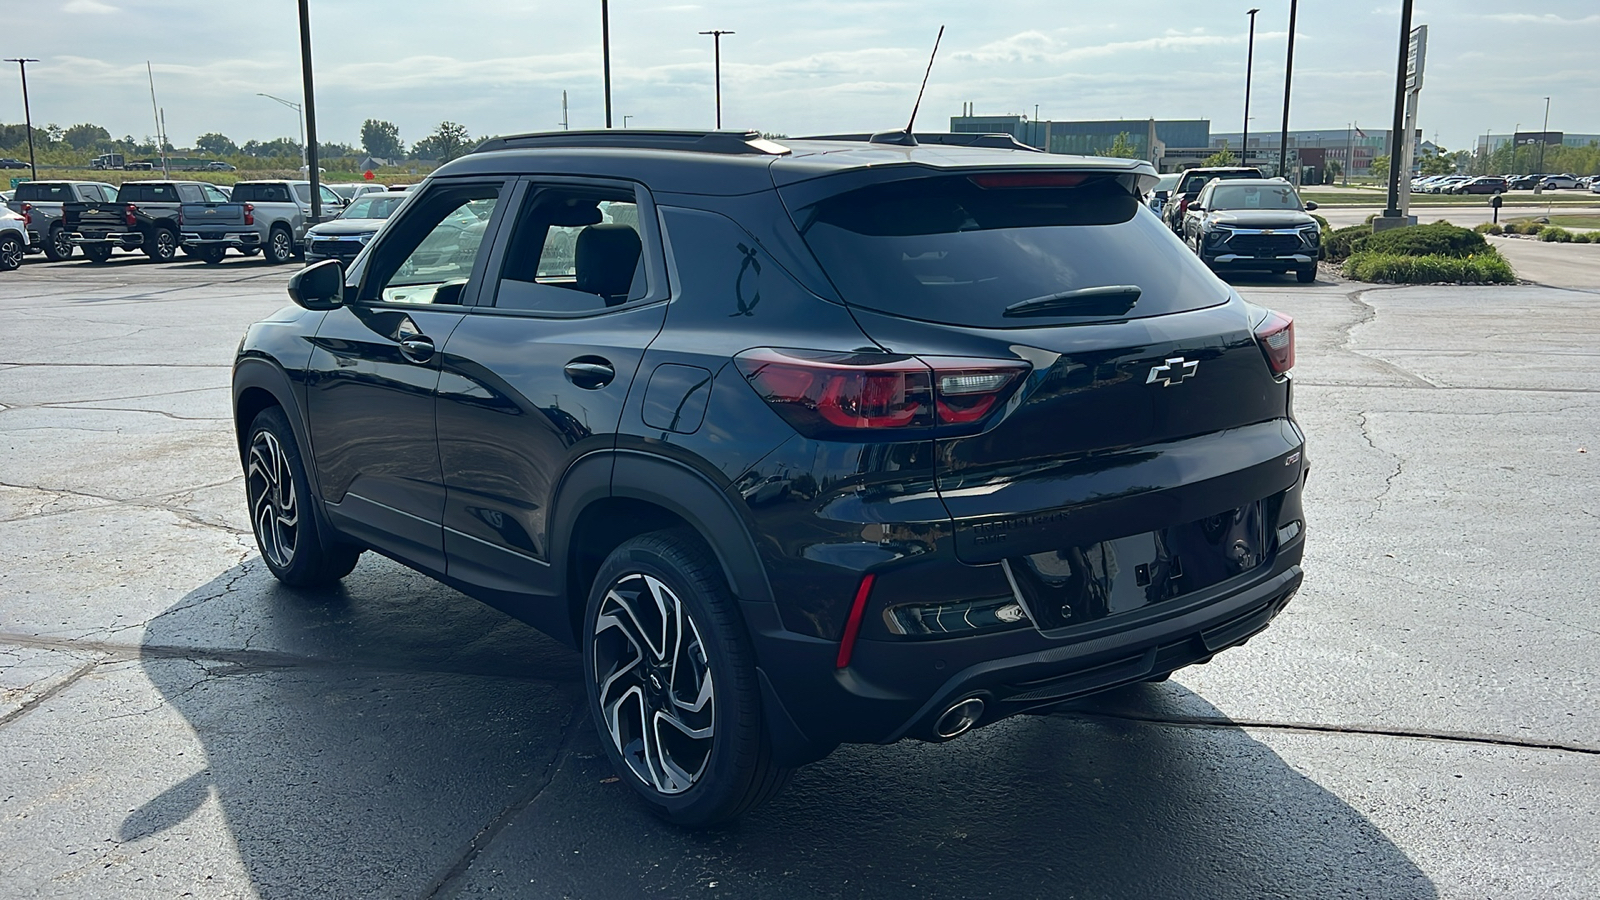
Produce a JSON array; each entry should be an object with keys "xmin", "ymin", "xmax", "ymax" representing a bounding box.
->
[
  {"xmin": 246, "ymin": 430, "xmax": 298, "ymax": 569},
  {"xmin": 0, "ymin": 236, "xmax": 21, "ymax": 270},
  {"xmin": 49, "ymin": 228, "xmax": 73, "ymax": 260},
  {"xmin": 592, "ymin": 573, "xmax": 716, "ymax": 795}
]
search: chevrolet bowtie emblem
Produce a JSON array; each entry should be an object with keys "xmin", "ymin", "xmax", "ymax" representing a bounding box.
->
[
  {"xmin": 204, "ymin": 209, "xmax": 217, "ymax": 214},
  {"xmin": 1147, "ymin": 357, "xmax": 1199, "ymax": 387}
]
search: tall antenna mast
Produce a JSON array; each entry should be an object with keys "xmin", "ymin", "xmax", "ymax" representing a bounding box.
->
[
  {"xmin": 146, "ymin": 62, "xmax": 169, "ymax": 177},
  {"xmin": 905, "ymin": 25, "xmax": 945, "ymax": 134}
]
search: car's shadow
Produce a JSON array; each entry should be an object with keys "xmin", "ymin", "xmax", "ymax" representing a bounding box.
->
[{"xmin": 133, "ymin": 561, "xmax": 1435, "ymax": 899}]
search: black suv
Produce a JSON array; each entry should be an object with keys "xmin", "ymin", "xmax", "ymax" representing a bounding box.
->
[
  {"xmin": 1182, "ymin": 177, "xmax": 1321, "ymax": 282},
  {"xmin": 233, "ymin": 130, "xmax": 1308, "ymax": 826}
]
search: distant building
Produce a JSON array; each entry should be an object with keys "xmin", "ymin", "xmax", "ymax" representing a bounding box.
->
[
  {"xmin": 948, "ymin": 113, "xmax": 1208, "ymax": 163},
  {"xmin": 1210, "ymin": 128, "xmax": 1414, "ymax": 177},
  {"xmin": 1475, "ymin": 132, "xmax": 1600, "ymax": 155}
]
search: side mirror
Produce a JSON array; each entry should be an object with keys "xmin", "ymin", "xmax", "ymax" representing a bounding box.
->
[
  {"xmin": 1304, "ymin": 200, "xmax": 1319, "ymax": 210},
  {"xmin": 287, "ymin": 259, "xmax": 345, "ymax": 310},
  {"xmin": 1154, "ymin": 190, "xmax": 1170, "ymax": 201},
  {"xmin": 1188, "ymin": 205, "xmax": 1204, "ymax": 213}
]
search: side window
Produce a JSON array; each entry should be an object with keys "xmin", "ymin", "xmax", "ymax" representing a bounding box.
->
[
  {"xmin": 292, "ymin": 184, "xmax": 312, "ymax": 204},
  {"xmin": 202, "ymin": 184, "xmax": 229, "ymax": 202},
  {"xmin": 319, "ymin": 185, "xmax": 342, "ymax": 206},
  {"xmin": 177, "ymin": 184, "xmax": 203, "ymax": 203},
  {"xmin": 360, "ymin": 182, "xmax": 505, "ymax": 307},
  {"xmin": 492, "ymin": 184, "xmax": 650, "ymax": 314}
]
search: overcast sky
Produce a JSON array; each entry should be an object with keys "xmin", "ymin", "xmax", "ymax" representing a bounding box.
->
[{"xmin": 5, "ymin": 1, "xmax": 1596, "ymax": 152}]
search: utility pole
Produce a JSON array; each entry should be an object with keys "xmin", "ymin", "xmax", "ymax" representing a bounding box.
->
[
  {"xmin": 296, "ymin": 0, "xmax": 321, "ymax": 223},
  {"xmin": 1345, "ymin": 122, "xmax": 1352, "ymax": 186},
  {"xmin": 562, "ymin": 90, "xmax": 569, "ymax": 130},
  {"xmin": 1243, "ymin": 9, "xmax": 1258, "ymax": 170},
  {"xmin": 147, "ymin": 62, "xmax": 169, "ymax": 178},
  {"xmin": 4, "ymin": 58, "xmax": 39, "ymax": 180},
  {"xmin": 699, "ymin": 30, "xmax": 735, "ymax": 129},
  {"xmin": 1278, "ymin": 0, "xmax": 1298, "ymax": 182},
  {"xmin": 602, "ymin": 1, "xmax": 613, "ymax": 128},
  {"xmin": 1538, "ymin": 96, "xmax": 1551, "ymax": 174}
]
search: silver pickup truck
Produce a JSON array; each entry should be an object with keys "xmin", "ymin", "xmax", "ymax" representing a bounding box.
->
[
  {"xmin": 179, "ymin": 180, "xmax": 344, "ymax": 265},
  {"xmin": 4, "ymin": 180, "xmax": 119, "ymax": 261}
]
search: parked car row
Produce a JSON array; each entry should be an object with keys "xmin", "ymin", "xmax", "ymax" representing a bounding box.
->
[
  {"xmin": 1413, "ymin": 172, "xmax": 1597, "ymax": 193},
  {"xmin": 1, "ymin": 179, "xmax": 411, "ymax": 267}
]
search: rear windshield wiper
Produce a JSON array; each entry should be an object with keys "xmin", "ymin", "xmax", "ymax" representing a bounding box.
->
[{"xmin": 1003, "ymin": 285, "xmax": 1142, "ymax": 318}]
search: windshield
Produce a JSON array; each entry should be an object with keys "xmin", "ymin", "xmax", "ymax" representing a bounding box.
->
[
  {"xmin": 341, "ymin": 196, "xmax": 404, "ymax": 220},
  {"xmin": 792, "ymin": 173, "xmax": 1226, "ymax": 329},
  {"xmin": 1209, "ymin": 183, "xmax": 1303, "ymax": 210}
]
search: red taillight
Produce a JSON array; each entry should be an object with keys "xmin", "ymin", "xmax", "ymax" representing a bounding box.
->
[
  {"xmin": 1177, "ymin": 196, "xmax": 1191, "ymax": 216},
  {"xmin": 125, "ymin": 203, "xmax": 138, "ymax": 228},
  {"xmin": 969, "ymin": 172, "xmax": 1091, "ymax": 189},
  {"xmin": 836, "ymin": 574, "xmax": 876, "ymax": 669},
  {"xmin": 734, "ymin": 349, "xmax": 1028, "ymax": 437},
  {"xmin": 244, "ymin": 203, "xmax": 254, "ymax": 226},
  {"xmin": 20, "ymin": 203, "xmax": 30, "ymax": 226},
  {"xmin": 1254, "ymin": 310, "xmax": 1295, "ymax": 375}
]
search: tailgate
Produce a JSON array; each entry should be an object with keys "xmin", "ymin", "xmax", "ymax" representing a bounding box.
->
[
  {"xmin": 182, "ymin": 202, "xmax": 247, "ymax": 227},
  {"xmin": 65, "ymin": 202, "xmax": 123, "ymax": 231}
]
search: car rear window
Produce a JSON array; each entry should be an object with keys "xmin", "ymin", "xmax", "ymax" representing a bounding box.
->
[
  {"xmin": 1179, "ymin": 170, "xmax": 1261, "ymax": 194},
  {"xmin": 16, "ymin": 183, "xmax": 71, "ymax": 202},
  {"xmin": 790, "ymin": 172, "xmax": 1227, "ymax": 328},
  {"xmin": 117, "ymin": 183, "xmax": 180, "ymax": 203},
  {"xmin": 230, "ymin": 183, "xmax": 292, "ymax": 203}
]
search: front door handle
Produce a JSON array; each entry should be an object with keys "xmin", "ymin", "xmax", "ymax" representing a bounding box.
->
[
  {"xmin": 564, "ymin": 358, "xmax": 615, "ymax": 390},
  {"xmin": 398, "ymin": 336, "xmax": 435, "ymax": 363}
]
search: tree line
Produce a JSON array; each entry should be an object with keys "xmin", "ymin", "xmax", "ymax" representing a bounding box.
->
[{"xmin": 0, "ymin": 118, "xmax": 477, "ymax": 165}]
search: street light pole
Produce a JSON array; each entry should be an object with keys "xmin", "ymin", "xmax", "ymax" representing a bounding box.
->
[
  {"xmin": 296, "ymin": 0, "xmax": 322, "ymax": 223},
  {"xmin": 5, "ymin": 58, "xmax": 40, "ymax": 181},
  {"xmin": 602, "ymin": 0, "xmax": 613, "ymax": 128},
  {"xmin": 1382, "ymin": 0, "xmax": 1416, "ymax": 219},
  {"xmin": 257, "ymin": 93, "xmax": 305, "ymax": 164},
  {"xmin": 1538, "ymin": 96, "xmax": 1550, "ymax": 174},
  {"xmin": 1243, "ymin": 9, "xmax": 1258, "ymax": 170},
  {"xmin": 1278, "ymin": 0, "xmax": 1298, "ymax": 181},
  {"xmin": 699, "ymin": 30, "xmax": 735, "ymax": 129}
]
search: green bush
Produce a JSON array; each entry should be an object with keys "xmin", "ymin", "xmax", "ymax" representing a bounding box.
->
[
  {"xmin": 1523, "ymin": 222, "xmax": 1546, "ymax": 236},
  {"xmin": 1500, "ymin": 222, "xmax": 1522, "ymax": 234},
  {"xmin": 1311, "ymin": 213, "xmax": 1330, "ymax": 232},
  {"xmin": 1343, "ymin": 249, "xmax": 1516, "ymax": 284},
  {"xmin": 1540, "ymin": 226, "xmax": 1574, "ymax": 243},
  {"xmin": 1322, "ymin": 224, "xmax": 1371, "ymax": 262},
  {"xmin": 1473, "ymin": 222, "xmax": 1504, "ymax": 235},
  {"xmin": 1574, "ymin": 232, "xmax": 1594, "ymax": 244},
  {"xmin": 1353, "ymin": 222, "xmax": 1488, "ymax": 258}
]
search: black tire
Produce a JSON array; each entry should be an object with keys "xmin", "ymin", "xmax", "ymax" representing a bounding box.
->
[
  {"xmin": 196, "ymin": 245, "xmax": 226, "ymax": 265},
  {"xmin": 144, "ymin": 228, "xmax": 179, "ymax": 262},
  {"xmin": 265, "ymin": 227, "xmax": 294, "ymax": 265},
  {"xmin": 244, "ymin": 406, "xmax": 362, "ymax": 587},
  {"xmin": 43, "ymin": 225, "xmax": 73, "ymax": 261},
  {"xmin": 0, "ymin": 233, "xmax": 22, "ymax": 270},
  {"xmin": 1296, "ymin": 264, "xmax": 1317, "ymax": 284},
  {"xmin": 82, "ymin": 244, "xmax": 113, "ymax": 264},
  {"xmin": 583, "ymin": 528, "xmax": 791, "ymax": 827}
]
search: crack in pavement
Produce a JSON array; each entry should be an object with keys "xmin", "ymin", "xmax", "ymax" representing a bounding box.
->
[
  {"xmin": 1335, "ymin": 287, "xmax": 1440, "ymax": 389},
  {"xmin": 1354, "ymin": 411, "xmax": 1403, "ymax": 523},
  {"xmin": 0, "ymin": 476, "xmax": 248, "ymax": 532},
  {"xmin": 0, "ymin": 657, "xmax": 104, "ymax": 728},
  {"xmin": 421, "ymin": 695, "xmax": 588, "ymax": 900}
]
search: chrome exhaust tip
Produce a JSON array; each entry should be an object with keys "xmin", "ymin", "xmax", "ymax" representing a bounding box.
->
[{"xmin": 933, "ymin": 697, "xmax": 986, "ymax": 740}]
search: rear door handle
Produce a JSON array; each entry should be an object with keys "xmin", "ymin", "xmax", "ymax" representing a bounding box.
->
[
  {"xmin": 564, "ymin": 359, "xmax": 615, "ymax": 389},
  {"xmin": 398, "ymin": 336, "xmax": 435, "ymax": 363}
]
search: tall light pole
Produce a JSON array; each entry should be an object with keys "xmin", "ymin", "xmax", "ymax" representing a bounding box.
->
[
  {"xmin": 257, "ymin": 92, "xmax": 305, "ymax": 164},
  {"xmin": 1278, "ymin": 0, "xmax": 1299, "ymax": 181},
  {"xmin": 297, "ymin": 0, "xmax": 322, "ymax": 223},
  {"xmin": 1538, "ymin": 96, "xmax": 1551, "ymax": 174},
  {"xmin": 4, "ymin": 58, "xmax": 40, "ymax": 180},
  {"xmin": 1382, "ymin": 0, "xmax": 1416, "ymax": 219},
  {"xmin": 1243, "ymin": 9, "xmax": 1259, "ymax": 169},
  {"xmin": 699, "ymin": 30, "xmax": 735, "ymax": 129},
  {"xmin": 602, "ymin": 0, "xmax": 613, "ymax": 128}
]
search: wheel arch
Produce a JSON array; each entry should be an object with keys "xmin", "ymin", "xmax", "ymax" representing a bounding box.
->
[
  {"xmin": 550, "ymin": 451, "xmax": 775, "ymax": 646},
  {"xmin": 232, "ymin": 357, "xmax": 342, "ymax": 551}
]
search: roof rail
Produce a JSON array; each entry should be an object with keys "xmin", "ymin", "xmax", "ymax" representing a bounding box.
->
[
  {"xmin": 794, "ymin": 132, "xmax": 1045, "ymax": 153},
  {"xmin": 470, "ymin": 129, "xmax": 791, "ymax": 157}
]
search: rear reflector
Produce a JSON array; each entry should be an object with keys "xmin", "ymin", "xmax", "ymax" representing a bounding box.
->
[
  {"xmin": 734, "ymin": 348, "xmax": 1028, "ymax": 438},
  {"xmin": 1254, "ymin": 310, "xmax": 1295, "ymax": 375},
  {"xmin": 836, "ymin": 574, "xmax": 877, "ymax": 669}
]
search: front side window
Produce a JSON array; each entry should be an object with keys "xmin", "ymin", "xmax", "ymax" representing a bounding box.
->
[
  {"xmin": 491, "ymin": 184, "xmax": 648, "ymax": 314},
  {"xmin": 360, "ymin": 182, "xmax": 504, "ymax": 306},
  {"xmin": 177, "ymin": 184, "xmax": 203, "ymax": 203},
  {"xmin": 201, "ymin": 184, "xmax": 229, "ymax": 202}
]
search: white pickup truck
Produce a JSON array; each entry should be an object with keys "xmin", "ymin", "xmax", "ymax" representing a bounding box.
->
[
  {"xmin": 179, "ymin": 180, "xmax": 344, "ymax": 264},
  {"xmin": 4, "ymin": 180, "xmax": 119, "ymax": 261}
]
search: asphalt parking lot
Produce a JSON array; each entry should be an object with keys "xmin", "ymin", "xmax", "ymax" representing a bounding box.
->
[{"xmin": 2, "ymin": 249, "xmax": 1597, "ymax": 899}]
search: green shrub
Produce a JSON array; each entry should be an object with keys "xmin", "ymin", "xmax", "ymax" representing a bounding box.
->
[
  {"xmin": 1473, "ymin": 222, "xmax": 1504, "ymax": 235},
  {"xmin": 1311, "ymin": 213, "xmax": 1330, "ymax": 232},
  {"xmin": 1541, "ymin": 226, "xmax": 1574, "ymax": 243},
  {"xmin": 1523, "ymin": 222, "xmax": 1546, "ymax": 236},
  {"xmin": 1574, "ymin": 232, "xmax": 1594, "ymax": 244},
  {"xmin": 1343, "ymin": 249, "xmax": 1516, "ymax": 284},
  {"xmin": 1353, "ymin": 222, "xmax": 1488, "ymax": 258},
  {"xmin": 1322, "ymin": 224, "xmax": 1371, "ymax": 262},
  {"xmin": 1500, "ymin": 222, "xmax": 1522, "ymax": 234}
]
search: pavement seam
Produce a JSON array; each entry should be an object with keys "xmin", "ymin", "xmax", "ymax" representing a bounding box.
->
[
  {"xmin": 0, "ymin": 657, "xmax": 104, "ymax": 729},
  {"xmin": 1066, "ymin": 710, "xmax": 1600, "ymax": 756},
  {"xmin": 421, "ymin": 695, "xmax": 588, "ymax": 900}
]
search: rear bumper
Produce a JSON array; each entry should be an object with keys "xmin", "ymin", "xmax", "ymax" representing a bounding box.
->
[
  {"xmin": 750, "ymin": 540, "xmax": 1305, "ymax": 764},
  {"xmin": 71, "ymin": 231, "xmax": 142, "ymax": 247},
  {"xmin": 182, "ymin": 231, "xmax": 261, "ymax": 248}
]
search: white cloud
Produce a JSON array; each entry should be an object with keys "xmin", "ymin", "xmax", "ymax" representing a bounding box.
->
[{"xmin": 63, "ymin": 0, "xmax": 118, "ymax": 14}]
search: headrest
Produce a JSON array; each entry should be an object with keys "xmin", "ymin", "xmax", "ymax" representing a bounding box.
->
[{"xmin": 574, "ymin": 224, "xmax": 641, "ymax": 301}]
